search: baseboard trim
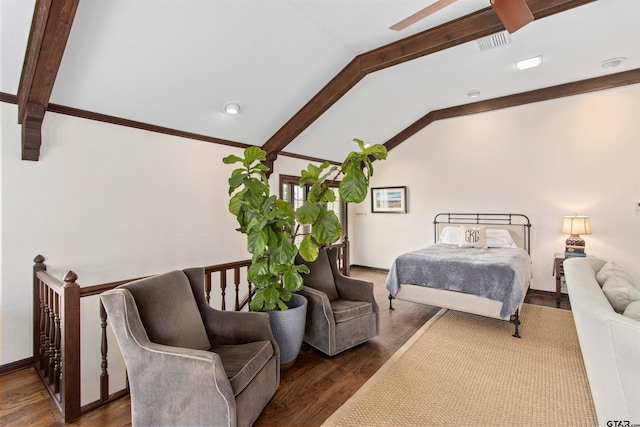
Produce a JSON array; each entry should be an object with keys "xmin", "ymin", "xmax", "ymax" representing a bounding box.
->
[
  {"xmin": 527, "ymin": 289, "xmax": 562, "ymax": 298},
  {"xmin": 350, "ymin": 264, "xmax": 390, "ymax": 273},
  {"xmin": 0, "ymin": 357, "xmax": 33, "ymax": 376}
]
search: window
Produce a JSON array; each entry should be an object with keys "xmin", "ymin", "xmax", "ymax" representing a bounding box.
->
[{"xmin": 279, "ymin": 174, "xmax": 347, "ymax": 244}]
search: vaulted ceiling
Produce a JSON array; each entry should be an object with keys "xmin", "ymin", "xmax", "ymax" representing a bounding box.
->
[{"xmin": 3, "ymin": 0, "xmax": 639, "ymax": 163}]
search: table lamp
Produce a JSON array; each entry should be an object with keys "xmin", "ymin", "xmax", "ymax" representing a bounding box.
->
[{"xmin": 562, "ymin": 214, "xmax": 591, "ymax": 255}]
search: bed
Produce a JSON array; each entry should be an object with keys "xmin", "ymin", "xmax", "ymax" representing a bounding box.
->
[{"xmin": 386, "ymin": 213, "xmax": 532, "ymax": 337}]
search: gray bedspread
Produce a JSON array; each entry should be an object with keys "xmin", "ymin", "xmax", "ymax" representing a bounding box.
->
[{"xmin": 386, "ymin": 244, "xmax": 532, "ymax": 318}]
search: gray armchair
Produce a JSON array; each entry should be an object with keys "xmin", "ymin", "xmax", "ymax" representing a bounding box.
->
[
  {"xmin": 100, "ymin": 268, "xmax": 279, "ymax": 427},
  {"xmin": 296, "ymin": 247, "xmax": 379, "ymax": 356}
]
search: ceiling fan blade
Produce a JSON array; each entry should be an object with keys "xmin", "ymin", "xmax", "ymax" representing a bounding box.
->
[
  {"xmin": 490, "ymin": 0, "xmax": 534, "ymax": 33},
  {"xmin": 390, "ymin": 0, "xmax": 457, "ymax": 31}
]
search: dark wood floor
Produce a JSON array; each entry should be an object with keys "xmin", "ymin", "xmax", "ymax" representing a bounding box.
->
[{"xmin": 0, "ymin": 267, "xmax": 569, "ymax": 427}]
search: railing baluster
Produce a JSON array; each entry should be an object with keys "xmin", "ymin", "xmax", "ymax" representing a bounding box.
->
[
  {"xmin": 234, "ymin": 267, "xmax": 241, "ymax": 311},
  {"xmin": 43, "ymin": 289, "xmax": 51, "ymax": 378},
  {"xmin": 53, "ymin": 295, "xmax": 61, "ymax": 393},
  {"xmin": 205, "ymin": 273, "xmax": 212, "ymax": 304},
  {"xmin": 39, "ymin": 279, "xmax": 47, "ymax": 371},
  {"xmin": 48, "ymin": 289, "xmax": 56, "ymax": 385},
  {"xmin": 100, "ymin": 302, "xmax": 109, "ymax": 402},
  {"xmin": 220, "ymin": 270, "xmax": 227, "ymax": 311}
]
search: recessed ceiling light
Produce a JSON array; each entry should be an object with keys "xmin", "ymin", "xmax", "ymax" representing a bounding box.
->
[
  {"xmin": 223, "ymin": 102, "xmax": 242, "ymax": 115},
  {"xmin": 515, "ymin": 55, "xmax": 542, "ymax": 71},
  {"xmin": 600, "ymin": 57, "xmax": 626, "ymax": 69},
  {"xmin": 467, "ymin": 90, "xmax": 481, "ymax": 98}
]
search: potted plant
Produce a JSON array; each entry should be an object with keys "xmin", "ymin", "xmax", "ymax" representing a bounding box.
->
[{"xmin": 223, "ymin": 138, "xmax": 386, "ymax": 364}]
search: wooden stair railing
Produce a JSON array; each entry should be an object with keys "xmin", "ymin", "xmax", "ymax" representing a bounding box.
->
[{"xmin": 31, "ymin": 239, "xmax": 349, "ymax": 422}]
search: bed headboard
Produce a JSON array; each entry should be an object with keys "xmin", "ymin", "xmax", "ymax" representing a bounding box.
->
[{"xmin": 433, "ymin": 213, "xmax": 531, "ymax": 254}]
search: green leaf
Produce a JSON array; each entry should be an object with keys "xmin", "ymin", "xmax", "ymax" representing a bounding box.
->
[
  {"xmin": 299, "ymin": 235, "xmax": 319, "ymax": 261},
  {"xmin": 296, "ymin": 202, "xmax": 322, "ymax": 225},
  {"xmin": 228, "ymin": 171, "xmax": 247, "ymax": 193},
  {"xmin": 274, "ymin": 199, "xmax": 295, "ymax": 218},
  {"xmin": 270, "ymin": 232, "xmax": 297, "ymax": 265},
  {"xmin": 250, "ymin": 291, "xmax": 266, "ymax": 311},
  {"xmin": 229, "ymin": 192, "xmax": 242, "ymax": 216},
  {"xmin": 339, "ymin": 164, "xmax": 368, "ymax": 203},
  {"xmin": 312, "ymin": 208, "xmax": 342, "ymax": 244},
  {"xmin": 276, "ymin": 299, "xmax": 289, "ymax": 311},
  {"xmin": 295, "ymin": 264, "xmax": 310, "ymax": 275},
  {"xmin": 353, "ymin": 138, "xmax": 366, "ymax": 151},
  {"xmin": 282, "ymin": 268, "xmax": 304, "ymax": 292},
  {"xmin": 247, "ymin": 228, "xmax": 269, "ymax": 254},
  {"xmin": 248, "ymin": 258, "xmax": 269, "ymax": 282},
  {"xmin": 243, "ymin": 146, "xmax": 267, "ymax": 168},
  {"xmin": 252, "ymin": 163, "xmax": 270, "ymax": 172},
  {"xmin": 364, "ymin": 143, "xmax": 388, "ymax": 160},
  {"xmin": 222, "ymin": 154, "xmax": 243, "ymax": 165}
]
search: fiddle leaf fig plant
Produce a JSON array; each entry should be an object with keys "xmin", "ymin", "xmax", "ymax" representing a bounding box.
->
[{"xmin": 224, "ymin": 138, "xmax": 387, "ymax": 312}]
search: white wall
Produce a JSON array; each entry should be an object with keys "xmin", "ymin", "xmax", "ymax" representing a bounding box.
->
[
  {"xmin": 351, "ymin": 85, "xmax": 640, "ymax": 292},
  {"xmin": 0, "ymin": 103, "xmax": 251, "ymax": 369}
]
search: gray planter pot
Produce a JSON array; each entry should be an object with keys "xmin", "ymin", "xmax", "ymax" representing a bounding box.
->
[{"xmin": 267, "ymin": 294, "xmax": 307, "ymax": 365}]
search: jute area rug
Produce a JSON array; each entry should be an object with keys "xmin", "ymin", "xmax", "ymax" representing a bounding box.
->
[{"xmin": 323, "ymin": 304, "xmax": 597, "ymax": 427}]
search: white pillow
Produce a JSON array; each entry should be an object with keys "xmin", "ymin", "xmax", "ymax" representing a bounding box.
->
[
  {"xmin": 440, "ymin": 226, "xmax": 460, "ymax": 244},
  {"xmin": 623, "ymin": 300, "xmax": 640, "ymax": 322},
  {"xmin": 596, "ymin": 261, "xmax": 634, "ymax": 287},
  {"xmin": 602, "ymin": 273, "xmax": 640, "ymax": 313},
  {"xmin": 459, "ymin": 225, "xmax": 487, "ymax": 249},
  {"xmin": 486, "ymin": 229, "xmax": 518, "ymax": 248}
]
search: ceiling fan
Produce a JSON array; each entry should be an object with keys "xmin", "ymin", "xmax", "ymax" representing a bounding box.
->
[{"xmin": 390, "ymin": 0, "xmax": 534, "ymax": 33}]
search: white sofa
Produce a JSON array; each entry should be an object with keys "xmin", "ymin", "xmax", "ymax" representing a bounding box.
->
[{"xmin": 563, "ymin": 257, "xmax": 640, "ymax": 427}]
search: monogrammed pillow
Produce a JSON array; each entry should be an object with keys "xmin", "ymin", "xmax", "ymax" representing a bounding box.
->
[{"xmin": 459, "ymin": 225, "xmax": 487, "ymax": 249}]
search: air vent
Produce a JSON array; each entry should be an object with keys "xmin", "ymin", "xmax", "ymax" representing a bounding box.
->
[{"xmin": 476, "ymin": 31, "xmax": 512, "ymax": 51}]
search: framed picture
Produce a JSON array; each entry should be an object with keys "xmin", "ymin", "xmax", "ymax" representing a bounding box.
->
[{"xmin": 371, "ymin": 186, "xmax": 407, "ymax": 213}]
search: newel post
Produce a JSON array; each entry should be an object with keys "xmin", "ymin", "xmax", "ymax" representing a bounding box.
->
[
  {"xmin": 33, "ymin": 255, "xmax": 46, "ymax": 369},
  {"xmin": 62, "ymin": 271, "xmax": 81, "ymax": 422}
]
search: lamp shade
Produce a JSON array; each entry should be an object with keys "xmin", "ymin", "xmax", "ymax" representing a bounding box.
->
[{"xmin": 562, "ymin": 215, "xmax": 592, "ymax": 235}]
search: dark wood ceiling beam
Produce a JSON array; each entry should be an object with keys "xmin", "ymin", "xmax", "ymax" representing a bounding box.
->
[
  {"xmin": 384, "ymin": 68, "xmax": 640, "ymax": 152},
  {"xmin": 262, "ymin": 57, "xmax": 365, "ymax": 156},
  {"xmin": 261, "ymin": 0, "xmax": 595, "ymax": 157},
  {"xmin": 359, "ymin": 10, "xmax": 502, "ymax": 73},
  {"xmin": 17, "ymin": 0, "xmax": 79, "ymax": 161}
]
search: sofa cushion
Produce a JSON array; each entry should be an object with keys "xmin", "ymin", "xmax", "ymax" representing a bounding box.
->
[
  {"xmin": 211, "ymin": 340, "xmax": 274, "ymax": 396},
  {"xmin": 623, "ymin": 300, "xmax": 640, "ymax": 322},
  {"xmin": 331, "ymin": 299, "xmax": 373, "ymax": 323},
  {"xmin": 602, "ymin": 273, "xmax": 640, "ymax": 313},
  {"xmin": 596, "ymin": 261, "xmax": 634, "ymax": 287},
  {"xmin": 584, "ymin": 257, "xmax": 608, "ymax": 275}
]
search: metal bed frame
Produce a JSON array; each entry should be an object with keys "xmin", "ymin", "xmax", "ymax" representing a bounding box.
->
[
  {"xmin": 433, "ymin": 213, "xmax": 531, "ymax": 254},
  {"xmin": 389, "ymin": 213, "xmax": 532, "ymax": 338}
]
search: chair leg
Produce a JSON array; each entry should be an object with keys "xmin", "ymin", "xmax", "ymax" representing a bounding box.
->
[{"xmin": 388, "ymin": 294, "xmax": 395, "ymax": 310}]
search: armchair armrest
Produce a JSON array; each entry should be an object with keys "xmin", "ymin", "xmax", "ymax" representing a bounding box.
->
[
  {"xmin": 298, "ymin": 286, "xmax": 335, "ymax": 323},
  {"xmin": 202, "ymin": 308, "xmax": 278, "ymax": 348},
  {"xmin": 334, "ymin": 274, "xmax": 377, "ymax": 305},
  {"xmin": 298, "ymin": 286, "xmax": 336, "ymax": 352},
  {"xmin": 129, "ymin": 341, "xmax": 237, "ymax": 426}
]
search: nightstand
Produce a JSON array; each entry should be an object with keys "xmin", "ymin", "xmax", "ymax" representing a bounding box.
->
[{"xmin": 553, "ymin": 254, "xmax": 565, "ymax": 308}]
